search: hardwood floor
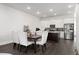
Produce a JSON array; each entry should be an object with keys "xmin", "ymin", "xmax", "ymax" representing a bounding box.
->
[{"xmin": 0, "ymin": 39, "xmax": 75, "ymax": 55}]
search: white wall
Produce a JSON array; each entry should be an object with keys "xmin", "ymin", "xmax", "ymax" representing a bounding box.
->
[
  {"xmin": 64, "ymin": 18, "xmax": 74, "ymax": 23},
  {"xmin": 0, "ymin": 4, "xmax": 41, "ymax": 45}
]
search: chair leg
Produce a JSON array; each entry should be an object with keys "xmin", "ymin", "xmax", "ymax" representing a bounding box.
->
[
  {"xmin": 17, "ymin": 44, "xmax": 20, "ymax": 50},
  {"xmin": 19, "ymin": 45, "xmax": 21, "ymax": 52},
  {"xmin": 13, "ymin": 43, "xmax": 16, "ymax": 49},
  {"xmin": 25, "ymin": 46, "xmax": 28, "ymax": 53},
  {"xmin": 41, "ymin": 44, "xmax": 47, "ymax": 53},
  {"xmin": 44, "ymin": 44, "xmax": 47, "ymax": 50},
  {"xmin": 18, "ymin": 45, "xmax": 21, "ymax": 55},
  {"xmin": 42, "ymin": 45, "xmax": 44, "ymax": 53}
]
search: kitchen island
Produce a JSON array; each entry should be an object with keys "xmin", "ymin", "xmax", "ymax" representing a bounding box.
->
[{"xmin": 47, "ymin": 31, "xmax": 60, "ymax": 42}]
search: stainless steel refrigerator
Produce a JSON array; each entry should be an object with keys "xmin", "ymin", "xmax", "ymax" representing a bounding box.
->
[{"xmin": 64, "ymin": 24, "xmax": 74, "ymax": 40}]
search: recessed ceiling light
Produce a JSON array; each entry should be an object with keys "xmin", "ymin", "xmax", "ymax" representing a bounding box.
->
[
  {"xmin": 54, "ymin": 13, "xmax": 56, "ymax": 15},
  {"xmin": 68, "ymin": 5, "xmax": 73, "ymax": 8},
  {"xmin": 49, "ymin": 9, "xmax": 53, "ymax": 12},
  {"xmin": 36, "ymin": 11, "xmax": 40, "ymax": 14},
  {"xmin": 27, "ymin": 6, "xmax": 31, "ymax": 10}
]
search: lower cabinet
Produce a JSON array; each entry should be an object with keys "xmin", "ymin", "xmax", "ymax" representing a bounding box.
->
[{"xmin": 47, "ymin": 33, "xmax": 59, "ymax": 42}]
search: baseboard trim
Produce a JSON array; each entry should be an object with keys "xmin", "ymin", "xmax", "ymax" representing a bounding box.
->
[{"xmin": 0, "ymin": 41, "xmax": 13, "ymax": 45}]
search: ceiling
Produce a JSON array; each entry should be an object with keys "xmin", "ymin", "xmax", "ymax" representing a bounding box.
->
[{"xmin": 3, "ymin": 3, "xmax": 76, "ymax": 18}]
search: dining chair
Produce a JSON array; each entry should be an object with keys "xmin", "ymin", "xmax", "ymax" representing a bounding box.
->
[
  {"xmin": 18, "ymin": 31, "xmax": 34, "ymax": 52},
  {"xmin": 36, "ymin": 30, "xmax": 42, "ymax": 35},
  {"xmin": 36, "ymin": 31, "xmax": 48, "ymax": 52}
]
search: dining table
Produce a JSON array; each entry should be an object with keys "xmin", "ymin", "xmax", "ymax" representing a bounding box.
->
[{"xmin": 28, "ymin": 35, "xmax": 41, "ymax": 53}]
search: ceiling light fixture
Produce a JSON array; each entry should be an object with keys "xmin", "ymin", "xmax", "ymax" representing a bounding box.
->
[
  {"xmin": 68, "ymin": 5, "xmax": 73, "ymax": 8},
  {"xmin": 54, "ymin": 13, "xmax": 56, "ymax": 15},
  {"xmin": 36, "ymin": 11, "xmax": 40, "ymax": 14},
  {"xmin": 49, "ymin": 9, "xmax": 53, "ymax": 12},
  {"xmin": 27, "ymin": 6, "xmax": 31, "ymax": 10}
]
